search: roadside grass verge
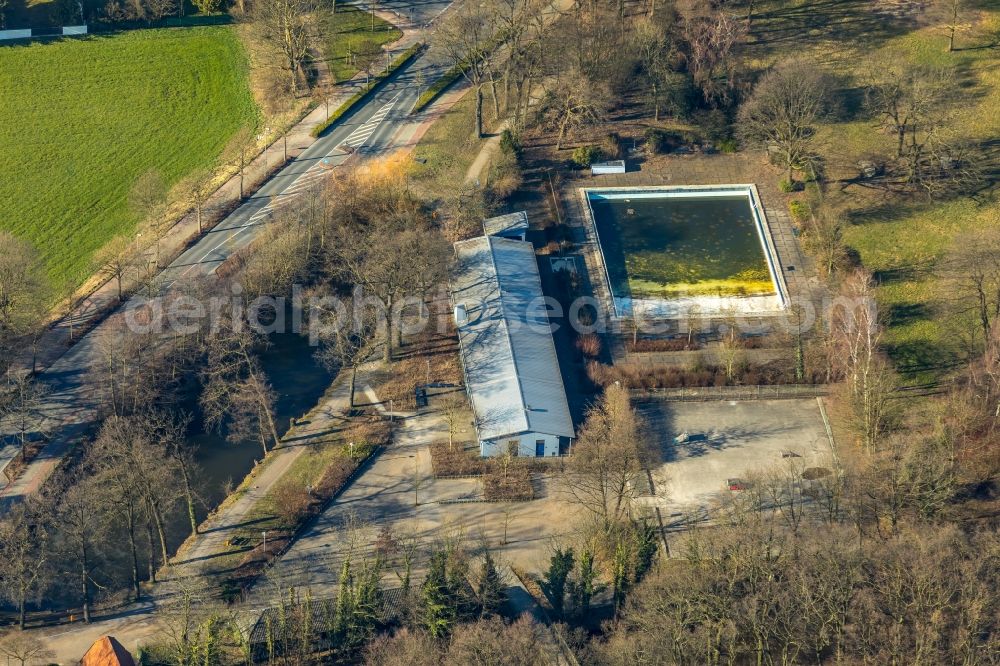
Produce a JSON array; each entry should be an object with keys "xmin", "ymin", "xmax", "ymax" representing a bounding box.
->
[
  {"xmin": 319, "ymin": 4, "xmax": 402, "ymax": 83},
  {"xmin": 749, "ymin": 3, "xmax": 1000, "ymax": 383},
  {"xmin": 409, "ymin": 90, "xmax": 500, "ymax": 194},
  {"xmin": 0, "ymin": 26, "xmax": 258, "ymax": 287}
]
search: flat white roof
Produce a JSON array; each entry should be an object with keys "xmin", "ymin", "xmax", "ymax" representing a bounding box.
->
[
  {"xmin": 451, "ymin": 235, "xmax": 575, "ymax": 441},
  {"xmin": 483, "ymin": 211, "xmax": 529, "ymax": 238}
]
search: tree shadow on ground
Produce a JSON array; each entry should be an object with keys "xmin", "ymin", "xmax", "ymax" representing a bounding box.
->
[{"xmin": 749, "ymin": 0, "xmax": 921, "ymax": 58}]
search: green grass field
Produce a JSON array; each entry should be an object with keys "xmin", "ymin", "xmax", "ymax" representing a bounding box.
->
[
  {"xmin": 749, "ymin": 2, "xmax": 1000, "ymax": 383},
  {"xmin": 0, "ymin": 27, "xmax": 257, "ymax": 287},
  {"xmin": 320, "ymin": 5, "xmax": 402, "ymax": 83}
]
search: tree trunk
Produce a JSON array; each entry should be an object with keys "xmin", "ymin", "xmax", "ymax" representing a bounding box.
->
[
  {"xmin": 489, "ymin": 73, "xmax": 500, "ymax": 118},
  {"xmin": 148, "ymin": 498, "xmax": 169, "ymax": 566},
  {"xmin": 127, "ymin": 510, "xmax": 141, "ymax": 601},
  {"xmin": 146, "ymin": 518, "xmax": 157, "ymax": 583},
  {"xmin": 349, "ymin": 365, "xmax": 357, "ymax": 409},
  {"xmin": 80, "ymin": 539, "xmax": 91, "ymax": 623},
  {"xmin": 18, "ymin": 592, "xmax": 26, "ymax": 630},
  {"xmin": 384, "ymin": 295, "xmax": 395, "ymax": 363},
  {"xmin": 180, "ymin": 460, "xmax": 199, "ymax": 536},
  {"xmin": 475, "ymin": 86, "xmax": 484, "ymax": 139}
]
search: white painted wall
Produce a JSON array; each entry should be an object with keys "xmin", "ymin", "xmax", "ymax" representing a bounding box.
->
[
  {"xmin": 62, "ymin": 25, "xmax": 88, "ymax": 35},
  {"xmin": 0, "ymin": 29, "xmax": 32, "ymax": 41},
  {"xmin": 480, "ymin": 432, "xmax": 561, "ymax": 458}
]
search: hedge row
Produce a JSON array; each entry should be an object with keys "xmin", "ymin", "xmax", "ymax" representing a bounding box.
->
[{"xmin": 310, "ymin": 42, "xmax": 424, "ymax": 138}]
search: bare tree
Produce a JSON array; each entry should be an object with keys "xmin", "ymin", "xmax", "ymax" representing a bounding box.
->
[
  {"xmin": 564, "ymin": 384, "xmax": 652, "ymax": 531},
  {"xmin": 254, "ymin": 0, "xmax": 315, "ymax": 94},
  {"xmin": 938, "ymin": 226, "xmax": 1000, "ymax": 346},
  {"xmin": 0, "ymin": 232, "xmax": 50, "ymax": 370},
  {"xmin": 180, "ymin": 168, "xmax": 216, "ymax": 234},
  {"xmin": 537, "ymin": 66, "xmax": 610, "ymax": 150},
  {"xmin": 0, "ymin": 631, "xmax": 56, "ymax": 666},
  {"xmin": 435, "ymin": 0, "xmax": 499, "ymax": 138},
  {"xmin": 56, "ymin": 475, "xmax": 108, "ymax": 623},
  {"xmin": 94, "ymin": 235, "xmax": 140, "ymax": 302},
  {"xmin": 0, "ymin": 371, "xmax": 50, "ymax": 468},
  {"xmin": 0, "ymin": 500, "xmax": 51, "ymax": 629},
  {"xmin": 129, "ymin": 169, "xmax": 169, "ymax": 267},
  {"xmin": 682, "ymin": 9, "xmax": 747, "ymax": 107},
  {"xmin": 223, "ymin": 127, "xmax": 257, "ymax": 200},
  {"xmin": 830, "ymin": 270, "xmax": 899, "ymax": 454},
  {"xmin": 865, "ymin": 63, "xmax": 950, "ymax": 160},
  {"xmin": 200, "ymin": 319, "xmax": 281, "ymax": 455},
  {"xmin": 324, "ymin": 174, "xmax": 450, "ymax": 363},
  {"xmin": 738, "ymin": 59, "xmax": 830, "ymax": 183}
]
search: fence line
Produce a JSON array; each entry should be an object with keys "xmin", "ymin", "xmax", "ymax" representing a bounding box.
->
[{"xmin": 630, "ymin": 384, "xmax": 830, "ymax": 401}]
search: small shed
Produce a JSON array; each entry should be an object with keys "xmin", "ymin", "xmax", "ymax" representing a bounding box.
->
[
  {"xmin": 483, "ymin": 211, "xmax": 529, "ymax": 241},
  {"xmin": 591, "ymin": 160, "xmax": 626, "ymax": 175}
]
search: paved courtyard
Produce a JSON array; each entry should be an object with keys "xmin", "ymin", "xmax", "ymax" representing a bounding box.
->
[
  {"xmin": 250, "ymin": 396, "xmax": 578, "ymax": 606},
  {"xmin": 638, "ymin": 398, "xmax": 835, "ymax": 519}
]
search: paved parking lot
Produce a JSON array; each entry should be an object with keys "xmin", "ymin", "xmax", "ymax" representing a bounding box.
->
[{"xmin": 638, "ymin": 398, "xmax": 835, "ymax": 518}]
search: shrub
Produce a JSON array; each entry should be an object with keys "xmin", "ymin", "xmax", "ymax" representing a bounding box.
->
[
  {"xmin": 644, "ymin": 128, "xmax": 686, "ymax": 155},
  {"xmin": 271, "ymin": 484, "xmax": 313, "ymax": 527},
  {"xmin": 576, "ymin": 333, "xmax": 602, "ymax": 359},
  {"xmin": 779, "ymin": 179, "xmax": 797, "ymax": 193},
  {"xmin": 692, "ymin": 109, "xmax": 731, "ymax": 143},
  {"xmin": 717, "ymin": 137, "xmax": 739, "ymax": 153},
  {"xmin": 499, "ymin": 128, "xmax": 521, "ymax": 156},
  {"xmin": 627, "ymin": 338, "xmax": 702, "ymax": 352},
  {"xmin": 601, "ymin": 132, "xmax": 625, "ymax": 160},
  {"xmin": 571, "ymin": 145, "xmax": 602, "ymax": 168},
  {"xmin": 483, "ymin": 462, "xmax": 534, "ymax": 501},
  {"xmin": 431, "ymin": 441, "xmax": 487, "ymax": 477},
  {"xmin": 789, "ymin": 199, "xmax": 811, "ymax": 224}
]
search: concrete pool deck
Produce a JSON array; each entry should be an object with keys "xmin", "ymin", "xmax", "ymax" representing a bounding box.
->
[{"xmin": 560, "ymin": 152, "xmax": 821, "ymax": 336}]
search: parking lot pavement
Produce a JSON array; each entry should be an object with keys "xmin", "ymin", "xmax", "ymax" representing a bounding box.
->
[{"xmin": 638, "ymin": 398, "xmax": 835, "ymax": 518}]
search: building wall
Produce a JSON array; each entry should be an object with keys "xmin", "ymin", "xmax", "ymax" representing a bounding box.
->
[{"xmin": 480, "ymin": 432, "xmax": 561, "ymax": 458}]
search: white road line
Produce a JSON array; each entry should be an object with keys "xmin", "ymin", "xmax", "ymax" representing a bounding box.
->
[{"xmin": 162, "ymin": 92, "xmax": 402, "ymax": 289}]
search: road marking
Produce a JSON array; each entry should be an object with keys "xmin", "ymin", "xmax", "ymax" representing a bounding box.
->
[
  {"xmin": 340, "ymin": 94, "xmax": 400, "ymax": 149},
  {"xmin": 159, "ymin": 92, "xmax": 402, "ymax": 291}
]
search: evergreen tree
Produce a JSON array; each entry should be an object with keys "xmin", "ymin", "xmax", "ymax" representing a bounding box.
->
[
  {"xmin": 477, "ymin": 551, "xmax": 507, "ymax": 617},
  {"xmin": 542, "ymin": 547, "xmax": 575, "ymax": 619},
  {"xmin": 422, "ymin": 551, "xmax": 456, "ymax": 638}
]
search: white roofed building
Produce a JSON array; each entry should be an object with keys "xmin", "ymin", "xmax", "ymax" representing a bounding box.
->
[{"xmin": 451, "ymin": 231, "xmax": 574, "ymax": 457}]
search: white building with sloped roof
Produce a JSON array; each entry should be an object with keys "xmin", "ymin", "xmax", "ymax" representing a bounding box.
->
[{"xmin": 451, "ymin": 228, "xmax": 575, "ymax": 457}]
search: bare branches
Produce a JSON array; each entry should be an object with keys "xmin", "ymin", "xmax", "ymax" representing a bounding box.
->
[{"xmin": 738, "ymin": 59, "xmax": 831, "ymax": 183}]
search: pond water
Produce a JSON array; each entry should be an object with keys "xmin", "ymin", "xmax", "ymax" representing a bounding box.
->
[
  {"xmin": 589, "ymin": 192, "xmax": 774, "ymax": 300},
  {"xmin": 165, "ymin": 332, "xmax": 332, "ymax": 551}
]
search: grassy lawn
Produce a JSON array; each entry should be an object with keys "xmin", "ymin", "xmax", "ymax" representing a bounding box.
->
[
  {"xmin": 410, "ymin": 91, "xmax": 493, "ymax": 194},
  {"xmin": 749, "ymin": 2, "xmax": 1000, "ymax": 383},
  {"xmin": 0, "ymin": 27, "xmax": 257, "ymax": 287},
  {"xmin": 319, "ymin": 5, "xmax": 402, "ymax": 83}
]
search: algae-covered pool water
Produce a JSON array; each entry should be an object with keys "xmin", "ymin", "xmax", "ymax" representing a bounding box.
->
[{"xmin": 589, "ymin": 192, "xmax": 775, "ymax": 300}]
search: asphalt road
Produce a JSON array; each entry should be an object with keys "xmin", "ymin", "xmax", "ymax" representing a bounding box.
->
[{"xmin": 0, "ymin": 41, "xmax": 452, "ymax": 512}]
